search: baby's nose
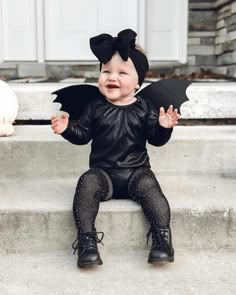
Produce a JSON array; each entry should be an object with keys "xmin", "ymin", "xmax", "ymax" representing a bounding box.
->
[{"xmin": 108, "ymin": 73, "xmax": 117, "ymax": 81}]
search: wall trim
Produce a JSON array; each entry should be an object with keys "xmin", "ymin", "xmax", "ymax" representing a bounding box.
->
[
  {"xmin": 36, "ymin": 0, "xmax": 45, "ymax": 62},
  {"xmin": 0, "ymin": 0, "xmax": 4, "ymax": 63}
]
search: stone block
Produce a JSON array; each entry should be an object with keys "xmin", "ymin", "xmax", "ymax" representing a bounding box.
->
[
  {"xmin": 188, "ymin": 45, "xmax": 215, "ymax": 55},
  {"xmin": 227, "ymin": 65, "xmax": 236, "ymax": 77},
  {"xmin": 218, "ymin": 34, "xmax": 228, "ymax": 44},
  {"xmin": 232, "ymin": 1, "xmax": 236, "ymax": 13},
  {"xmin": 217, "ymin": 9, "xmax": 232, "ymax": 21},
  {"xmin": 213, "ymin": 66, "xmax": 228, "ymax": 75},
  {"xmin": 217, "ymin": 51, "xmax": 236, "ymax": 65},
  {"xmin": 72, "ymin": 64, "xmax": 99, "ymax": 78},
  {"xmin": 0, "ymin": 63, "xmax": 17, "ymax": 69},
  {"xmin": 201, "ymin": 37, "xmax": 215, "ymax": 45},
  {"xmin": 222, "ymin": 40, "xmax": 236, "ymax": 51},
  {"xmin": 189, "ymin": 1, "xmax": 214, "ymax": 10},
  {"xmin": 217, "ymin": 1, "xmax": 231, "ymax": 15},
  {"xmin": 189, "ymin": 11, "xmax": 216, "ymax": 31},
  {"xmin": 187, "ymin": 56, "xmax": 197, "ymax": 66},
  {"xmin": 196, "ymin": 55, "xmax": 217, "ymax": 65},
  {"xmin": 0, "ymin": 69, "xmax": 17, "ymax": 78},
  {"xmin": 189, "ymin": 31, "xmax": 216, "ymax": 37},
  {"xmin": 216, "ymin": 19, "xmax": 225, "ymax": 30},
  {"xmin": 225, "ymin": 14, "xmax": 236, "ymax": 27},
  {"xmin": 18, "ymin": 63, "xmax": 47, "ymax": 78},
  {"xmin": 189, "ymin": 10, "xmax": 215, "ymax": 21},
  {"xmin": 229, "ymin": 30, "xmax": 236, "ymax": 41},
  {"xmin": 0, "ymin": 63, "xmax": 17, "ymax": 79},
  {"xmin": 46, "ymin": 65, "xmax": 72, "ymax": 80},
  {"xmin": 188, "ymin": 37, "xmax": 201, "ymax": 45},
  {"xmin": 217, "ymin": 28, "xmax": 228, "ymax": 43},
  {"xmin": 215, "ymin": 44, "xmax": 224, "ymax": 55},
  {"xmin": 189, "ymin": 4, "xmax": 212, "ymax": 10},
  {"xmin": 174, "ymin": 65, "xmax": 214, "ymax": 76},
  {"xmin": 215, "ymin": 36, "xmax": 221, "ymax": 44},
  {"xmin": 189, "ymin": 24, "xmax": 217, "ymax": 31},
  {"xmin": 216, "ymin": 6, "xmax": 232, "ymax": 21},
  {"xmin": 228, "ymin": 24, "xmax": 236, "ymax": 32}
]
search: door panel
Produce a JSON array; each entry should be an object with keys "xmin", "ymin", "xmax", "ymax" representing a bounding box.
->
[
  {"xmin": 0, "ymin": 0, "xmax": 188, "ymax": 63},
  {"xmin": 1, "ymin": 0, "xmax": 37, "ymax": 61},
  {"xmin": 147, "ymin": 0, "xmax": 188, "ymax": 62},
  {"xmin": 44, "ymin": 0, "xmax": 138, "ymax": 61}
]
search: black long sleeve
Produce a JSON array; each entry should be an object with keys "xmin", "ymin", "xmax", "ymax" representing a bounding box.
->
[
  {"xmin": 145, "ymin": 107, "xmax": 173, "ymax": 146},
  {"xmin": 61, "ymin": 104, "xmax": 93, "ymax": 145},
  {"xmin": 61, "ymin": 96, "xmax": 173, "ymax": 169}
]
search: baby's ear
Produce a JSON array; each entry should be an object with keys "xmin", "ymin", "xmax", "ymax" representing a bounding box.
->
[{"xmin": 136, "ymin": 84, "xmax": 140, "ymax": 89}]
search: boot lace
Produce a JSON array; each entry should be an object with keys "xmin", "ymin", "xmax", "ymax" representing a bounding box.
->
[
  {"xmin": 146, "ymin": 227, "xmax": 172, "ymax": 255},
  {"xmin": 72, "ymin": 231, "xmax": 104, "ymax": 255}
]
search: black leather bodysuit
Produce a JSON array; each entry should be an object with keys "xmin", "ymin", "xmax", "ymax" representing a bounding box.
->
[{"xmin": 61, "ymin": 96, "xmax": 173, "ymax": 197}]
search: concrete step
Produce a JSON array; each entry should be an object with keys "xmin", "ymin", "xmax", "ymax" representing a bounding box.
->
[
  {"xmin": 0, "ymin": 125, "xmax": 235, "ymax": 180},
  {"xmin": 9, "ymin": 82, "xmax": 236, "ymax": 120},
  {"xmin": 0, "ymin": 175, "xmax": 235, "ymax": 254},
  {"xmin": 0, "ymin": 251, "xmax": 235, "ymax": 295}
]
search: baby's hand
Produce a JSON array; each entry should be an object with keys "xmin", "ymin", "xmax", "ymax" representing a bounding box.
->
[
  {"xmin": 159, "ymin": 105, "xmax": 180, "ymax": 128},
  {"xmin": 51, "ymin": 113, "xmax": 69, "ymax": 134}
]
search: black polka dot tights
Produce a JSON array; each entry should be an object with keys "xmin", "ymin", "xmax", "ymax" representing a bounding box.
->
[{"xmin": 73, "ymin": 167, "xmax": 170, "ymax": 233}]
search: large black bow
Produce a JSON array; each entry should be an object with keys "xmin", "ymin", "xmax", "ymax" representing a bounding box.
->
[{"xmin": 90, "ymin": 29, "xmax": 137, "ymax": 64}]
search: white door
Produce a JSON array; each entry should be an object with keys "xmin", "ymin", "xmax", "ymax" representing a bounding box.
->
[
  {"xmin": 0, "ymin": 0, "xmax": 37, "ymax": 61},
  {"xmin": 44, "ymin": 0, "xmax": 139, "ymax": 61},
  {"xmin": 0, "ymin": 0, "xmax": 188, "ymax": 63},
  {"xmin": 146, "ymin": 0, "xmax": 188, "ymax": 63}
]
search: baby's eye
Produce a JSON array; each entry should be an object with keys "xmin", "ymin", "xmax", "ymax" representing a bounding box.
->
[
  {"xmin": 102, "ymin": 70, "xmax": 110, "ymax": 74},
  {"xmin": 119, "ymin": 72, "xmax": 127, "ymax": 75}
]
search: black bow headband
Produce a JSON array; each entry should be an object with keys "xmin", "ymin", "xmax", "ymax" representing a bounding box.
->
[{"xmin": 90, "ymin": 29, "xmax": 149, "ymax": 86}]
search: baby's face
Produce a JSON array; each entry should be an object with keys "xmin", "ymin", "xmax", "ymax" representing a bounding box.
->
[{"xmin": 98, "ymin": 52, "xmax": 139, "ymax": 104}]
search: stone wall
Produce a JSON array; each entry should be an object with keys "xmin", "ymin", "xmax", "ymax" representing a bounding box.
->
[
  {"xmin": 188, "ymin": 0, "xmax": 216, "ymax": 71},
  {"xmin": 172, "ymin": 0, "xmax": 236, "ymax": 78},
  {"xmin": 215, "ymin": 0, "xmax": 236, "ymax": 77},
  {"xmin": 175, "ymin": 0, "xmax": 217, "ymax": 76}
]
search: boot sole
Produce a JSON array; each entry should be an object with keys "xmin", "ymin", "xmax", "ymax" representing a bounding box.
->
[
  {"xmin": 148, "ymin": 256, "xmax": 174, "ymax": 264},
  {"xmin": 78, "ymin": 260, "xmax": 103, "ymax": 268}
]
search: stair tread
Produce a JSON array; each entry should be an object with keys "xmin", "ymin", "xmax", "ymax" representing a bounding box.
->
[
  {"xmin": 0, "ymin": 251, "xmax": 235, "ymax": 295},
  {"xmin": 0, "ymin": 174, "xmax": 235, "ymax": 211},
  {"xmin": 1, "ymin": 124, "xmax": 236, "ymax": 141}
]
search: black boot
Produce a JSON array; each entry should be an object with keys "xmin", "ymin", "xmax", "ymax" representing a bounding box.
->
[
  {"xmin": 72, "ymin": 229, "xmax": 104, "ymax": 268},
  {"xmin": 147, "ymin": 226, "xmax": 174, "ymax": 263}
]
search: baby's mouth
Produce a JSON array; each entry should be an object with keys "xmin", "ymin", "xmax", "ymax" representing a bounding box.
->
[{"xmin": 107, "ymin": 84, "xmax": 119, "ymax": 89}]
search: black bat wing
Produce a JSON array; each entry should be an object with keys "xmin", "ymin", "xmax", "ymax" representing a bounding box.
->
[
  {"xmin": 137, "ymin": 79, "xmax": 192, "ymax": 114},
  {"xmin": 52, "ymin": 84, "xmax": 104, "ymax": 120}
]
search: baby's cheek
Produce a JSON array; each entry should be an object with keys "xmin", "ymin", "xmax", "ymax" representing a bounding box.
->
[{"xmin": 98, "ymin": 81, "xmax": 104, "ymax": 93}]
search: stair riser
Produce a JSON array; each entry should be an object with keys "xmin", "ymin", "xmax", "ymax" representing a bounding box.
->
[
  {"xmin": 1, "ymin": 139, "xmax": 235, "ymax": 180},
  {"xmin": 10, "ymin": 83, "xmax": 236, "ymax": 120},
  {"xmin": 0, "ymin": 209, "xmax": 235, "ymax": 254}
]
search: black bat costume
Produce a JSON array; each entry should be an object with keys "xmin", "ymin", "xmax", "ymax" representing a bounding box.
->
[
  {"xmin": 62, "ymin": 94, "xmax": 172, "ymax": 223},
  {"xmin": 54, "ymin": 29, "xmax": 190, "ymax": 267},
  {"xmin": 63, "ymin": 92, "xmax": 173, "ymax": 267}
]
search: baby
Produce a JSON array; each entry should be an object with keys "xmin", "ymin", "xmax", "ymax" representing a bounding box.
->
[{"xmin": 51, "ymin": 29, "xmax": 179, "ymax": 268}]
